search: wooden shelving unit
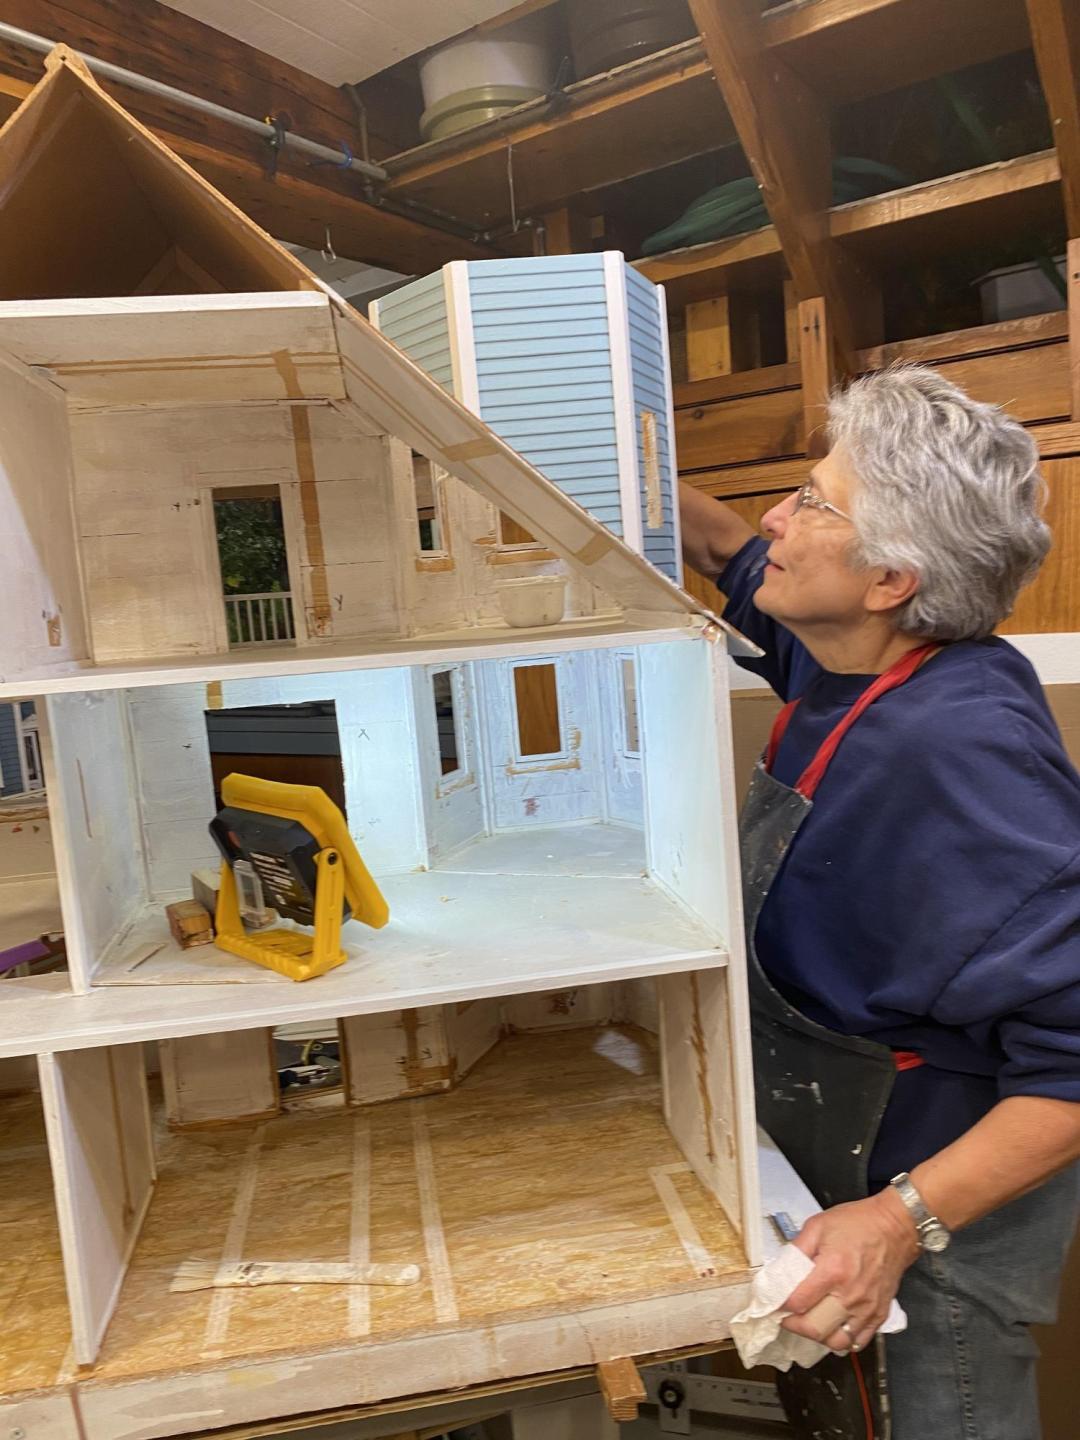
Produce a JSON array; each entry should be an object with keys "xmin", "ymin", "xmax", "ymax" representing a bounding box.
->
[{"xmin": 379, "ymin": 0, "xmax": 1034, "ymax": 232}]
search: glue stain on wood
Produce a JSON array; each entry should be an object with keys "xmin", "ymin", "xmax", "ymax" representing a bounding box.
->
[
  {"xmin": 689, "ymin": 971, "xmax": 717, "ymax": 1166},
  {"xmin": 272, "ymin": 350, "xmax": 331, "ymax": 637}
]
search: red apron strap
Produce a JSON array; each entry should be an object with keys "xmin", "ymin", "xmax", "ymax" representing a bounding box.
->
[
  {"xmin": 892, "ymin": 1049, "xmax": 925, "ymax": 1071},
  {"xmin": 764, "ymin": 700, "xmax": 800, "ymax": 773},
  {"xmin": 764, "ymin": 643, "xmax": 942, "ymax": 800}
]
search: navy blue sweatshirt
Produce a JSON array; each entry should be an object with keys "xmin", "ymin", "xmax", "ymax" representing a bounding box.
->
[{"xmin": 721, "ymin": 536, "xmax": 1080, "ymax": 1186}]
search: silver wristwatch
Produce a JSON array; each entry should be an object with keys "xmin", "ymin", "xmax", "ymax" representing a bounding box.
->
[{"xmin": 889, "ymin": 1172, "xmax": 952, "ymax": 1253}]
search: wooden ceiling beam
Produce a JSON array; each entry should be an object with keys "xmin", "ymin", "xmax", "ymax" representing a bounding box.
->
[
  {"xmin": 1025, "ymin": 0, "xmax": 1080, "ymax": 235},
  {"xmin": 0, "ymin": 0, "xmax": 495, "ymax": 271},
  {"xmin": 686, "ymin": 0, "xmax": 875, "ymax": 367}
]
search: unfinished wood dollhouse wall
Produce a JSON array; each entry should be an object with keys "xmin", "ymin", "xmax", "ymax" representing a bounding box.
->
[
  {"xmin": 67, "ymin": 403, "xmax": 403, "ymax": 663},
  {"xmin": 0, "ymin": 351, "xmax": 88, "ymax": 676}
]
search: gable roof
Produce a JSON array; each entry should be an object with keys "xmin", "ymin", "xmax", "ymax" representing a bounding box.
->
[{"xmin": 0, "ymin": 48, "xmax": 754, "ymax": 650}]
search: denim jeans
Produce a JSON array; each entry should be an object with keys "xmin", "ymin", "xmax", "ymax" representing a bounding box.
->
[{"xmin": 886, "ymin": 1165, "xmax": 1080, "ymax": 1440}]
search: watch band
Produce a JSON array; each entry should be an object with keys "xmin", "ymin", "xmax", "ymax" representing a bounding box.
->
[{"xmin": 889, "ymin": 1172, "xmax": 952, "ymax": 1252}]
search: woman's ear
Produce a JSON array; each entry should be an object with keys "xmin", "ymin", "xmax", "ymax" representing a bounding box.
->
[{"xmin": 866, "ymin": 567, "xmax": 920, "ymax": 615}]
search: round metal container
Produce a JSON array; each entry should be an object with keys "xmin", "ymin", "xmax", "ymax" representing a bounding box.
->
[
  {"xmin": 568, "ymin": 0, "xmax": 697, "ymax": 78},
  {"xmin": 420, "ymin": 84, "xmax": 545, "ymax": 142}
]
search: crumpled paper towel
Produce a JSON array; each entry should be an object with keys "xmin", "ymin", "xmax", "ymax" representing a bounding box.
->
[{"xmin": 731, "ymin": 1243, "xmax": 907, "ymax": 1371}]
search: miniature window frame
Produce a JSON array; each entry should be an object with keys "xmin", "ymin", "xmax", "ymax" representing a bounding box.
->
[
  {"xmin": 487, "ymin": 507, "xmax": 559, "ymax": 567},
  {"xmin": 430, "ymin": 663, "xmax": 474, "ymax": 796},
  {"xmin": 617, "ymin": 650, "xmax": 642, "ymax": 759},
  {"xmin": 509, "ymin": 658, "xmax": 568, "ymax": 766},
  {"xmin": 412, "ymin": 454, "xmax": 455, "ymax": 574}
]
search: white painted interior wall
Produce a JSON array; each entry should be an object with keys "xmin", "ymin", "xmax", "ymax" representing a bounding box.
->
[
  {"xmin": 44, "ymin": 691, "xmax": 146, "ymax": 992},
  {"xmin": 127, "ymin": 667, "xmax": 429, "ymax": 899}
]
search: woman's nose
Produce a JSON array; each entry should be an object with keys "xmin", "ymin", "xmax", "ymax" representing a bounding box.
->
[{"xmin": 761, "ymin": 492, "xmax": 796, "ymax": 538}]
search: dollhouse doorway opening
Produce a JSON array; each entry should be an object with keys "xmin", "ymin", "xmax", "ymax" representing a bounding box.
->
[{"xmin": 212, "ymin": 485, "xmax": 296, "ymax": 647}]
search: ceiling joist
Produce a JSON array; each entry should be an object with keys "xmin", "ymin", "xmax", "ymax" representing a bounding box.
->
[{"xmin": 1025, "ymin": 0, "xmax": 1080, "ymax": 235}]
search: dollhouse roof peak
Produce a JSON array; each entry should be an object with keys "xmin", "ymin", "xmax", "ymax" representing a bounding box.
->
[{"xmin": 0, "ymin": 49, "xmax": 755, "ymax": 654}]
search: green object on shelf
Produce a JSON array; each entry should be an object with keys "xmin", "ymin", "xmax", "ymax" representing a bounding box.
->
[
  {"xmin": 937, "ymin": 73, "xmax": 1067, "ymax": 302},
  {"xmin": 640, "ymin": 156, "xmax": 909, "ymax": 256}
]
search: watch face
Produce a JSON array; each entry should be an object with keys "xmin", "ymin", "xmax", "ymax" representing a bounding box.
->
[{"xmin": 921, "ymin": 1224, "xmax": 951, "ymax": 1253}]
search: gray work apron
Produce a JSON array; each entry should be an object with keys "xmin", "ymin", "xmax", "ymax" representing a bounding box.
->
[{"xmin": 739, "ymin": 644, "xmax": 940, "ymax": 1438}]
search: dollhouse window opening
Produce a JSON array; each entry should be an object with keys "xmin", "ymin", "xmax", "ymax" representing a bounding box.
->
[
  {"xmin": 618, "ymin": 652, "xmax": 641, "ymax": 758},
  {"xmin": 511, "ymin": 660, "xmax": 566, "ymax": 762},
  {"xmin": 413, "ymin": 452, "xmax": 449, "ymax": 555},
  {"xmin": 497, "ymin": 510, "xmax": 542, "ymax": 549},
  {"xmin": 431, "ymin": 666, "xmax": 468, "ymax": 781}
]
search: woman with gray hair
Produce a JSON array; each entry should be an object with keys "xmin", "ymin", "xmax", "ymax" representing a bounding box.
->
[{"xmin": 680, "ymin": 365, "xmax": 1080, "ymax": 1439}]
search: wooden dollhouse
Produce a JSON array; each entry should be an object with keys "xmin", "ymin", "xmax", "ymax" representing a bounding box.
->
[{"xmin": 0, "ymin": 48, "xmax": 808, "ymax": 1440}]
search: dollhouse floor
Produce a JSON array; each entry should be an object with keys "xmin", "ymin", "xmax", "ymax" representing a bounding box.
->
[
  {"xmin": 64, "ymin": 1028, "xmax": 750, "ymax": 1393},
  {"xmin": 26, "ymin": 825, "xmax": 730, "ymax": 1055},
  {"xmin": 0, "ymin": 1090, "xmax": 75, "ymax": 1395}
]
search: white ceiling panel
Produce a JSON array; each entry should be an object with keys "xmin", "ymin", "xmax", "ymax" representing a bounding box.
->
[{"xmin": 161, "ymin": 0, "xmax": 533, "ymax": 85}]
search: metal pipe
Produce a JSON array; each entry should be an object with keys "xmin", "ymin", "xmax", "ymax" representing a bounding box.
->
[{"xmin": 0, "ymin": 19, "xmax": 390, "ymax": 183}]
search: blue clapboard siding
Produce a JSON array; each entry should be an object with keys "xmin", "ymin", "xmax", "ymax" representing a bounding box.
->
[
  {"xmin": 466, "ymin": 255, "xmax": 625, "ymax": 537},
  {"xmin": 0, "ymin": 703, "xmax": 23, "ymax": 797},
  {"xmin": 373, "ymin": 271, "xmax": 455, "ymax": 394},
  {"xmin": 625, "ymin": 267, "xmax": 679, "ymax": 581}
]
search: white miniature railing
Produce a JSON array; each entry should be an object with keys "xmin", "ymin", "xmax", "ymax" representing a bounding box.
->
[{"xmin": 225, "ymin": 592, "xmax": 295, "ymax": 646}]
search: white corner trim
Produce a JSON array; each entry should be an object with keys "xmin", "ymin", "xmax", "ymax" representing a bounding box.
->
[
  {"xmin": 603, "ymin": 250, "xmax": 644, "ymax": 555},
  {"xmin": 445, "ymin": 262, "xmax": 480, "ymax": 415},
  {"xmin": 656, "ymin": 282, "xmax": 684, "ymax": 586},
  {"xmin": 367, "ymin": 296, "xmax": 381, "ymax": 330}
]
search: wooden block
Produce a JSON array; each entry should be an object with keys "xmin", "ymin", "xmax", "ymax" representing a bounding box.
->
[
  {"xmin": 686, "ymin": 296, "xmax": 733, "ymax": 380},
  {"xmin": 165, "ymin": 899, "xmax": 213, "ymax": 949},
  {"xmin": 191, "ymin": 867, "xmax": 221, "ymax": 919},
  {"xmin": 597, "ymin": 1356, "xmax": 647, "ymax": 1422}
]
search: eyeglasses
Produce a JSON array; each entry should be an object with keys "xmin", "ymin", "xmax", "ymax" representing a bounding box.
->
[{"xmin": 791, "ymin": 480, "xmax": 852, "ymax": 523}]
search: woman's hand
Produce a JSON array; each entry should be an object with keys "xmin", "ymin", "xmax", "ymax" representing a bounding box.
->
[{"xmin": 779, "ymin": 1189, "xmax": 921, "ymax": 1352}]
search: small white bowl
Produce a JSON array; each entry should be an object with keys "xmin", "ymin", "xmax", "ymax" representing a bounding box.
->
[{"xmin": 495, "ymin": 575, "xmax": 568, "ymax": 628}]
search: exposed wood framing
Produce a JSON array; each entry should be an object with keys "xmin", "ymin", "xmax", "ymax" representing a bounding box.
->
[
  {"xmin": 686, "ymin": 297, "xmax": 733, "ymax": 381},
  {"xmin": 828, "ymin": 150, "xmax": 1063, "ymax": 255},
  {"xmin": 379, "ymin": 0, "xmax": 1030, "ymax": 228},
  {"xmin": 687, "ymin": 0, "xmax": 876, "ymax": 366},
  {"xmin": 765, "ymin": 0, "xmax": 1032, "ymax": 104},
  {"xmin": 538, "ymin": 206, "xmax": 592, "ymax": 257},
  {"xmin": 1025, "ymin": 0, "xmax": 1080, "ymax": 234},
  {"xmin": 797, "ymin": 297, "xmax": 837, "ymax": 458},
  {"xmin": 382, "ymin": 40, "xmax": 733, "ymax": 229},
  {"xmin": 674, "ymin": 315, "xmax": 1075, "ymax": 498},
  {"xmin": 1070, "ymin": 237, "xmax": 1080, "ymax": 421},
  {"xmin": 637, "ymin": 151, "xmax": 1062, "ymax": 308}
]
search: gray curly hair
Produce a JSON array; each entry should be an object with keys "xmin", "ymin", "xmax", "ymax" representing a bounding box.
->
[{"xmin": 827, "ymin": 365, "xmax": 1050, "ymax": 641}]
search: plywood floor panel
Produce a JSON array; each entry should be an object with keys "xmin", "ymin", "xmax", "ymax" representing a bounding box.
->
[
  {"xmin": 0, "ymin": 1092, "xmax": 73, "ymax": 1397},
  {"xmin": 84, "ymin": 1028, "xmax": 746, "ymax": 1389}
]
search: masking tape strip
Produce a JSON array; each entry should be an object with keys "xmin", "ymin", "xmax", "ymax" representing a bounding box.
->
[{"xmin": 442, "ymin": 438, "xmax": 500, "ymax": 460}]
